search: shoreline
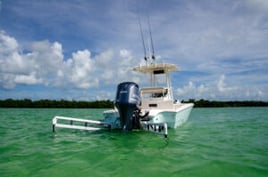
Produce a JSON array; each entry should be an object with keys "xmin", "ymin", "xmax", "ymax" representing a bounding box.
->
[{"xmin": 0, "ymin": 99, "xmax": 267, "ymax": 108}]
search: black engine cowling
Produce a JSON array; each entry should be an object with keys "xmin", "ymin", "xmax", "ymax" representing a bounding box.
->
[{"xmin": 115, "ymin": 82, "xmax": 140, "ymax": 131}]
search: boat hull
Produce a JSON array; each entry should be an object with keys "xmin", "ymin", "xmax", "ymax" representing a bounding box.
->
[
  {"xmin": 148, "ymin": 103, "xmax": 194, "ymax": 128},
  {"xmin": 102, "ymin": 109, "xmax": 120, "ymax": 129},
  {"xmin": 103, "ymin": 103, "xmax": 193, "ymax": 129}
]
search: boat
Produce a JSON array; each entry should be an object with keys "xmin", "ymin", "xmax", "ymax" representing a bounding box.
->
[
  {"xmin": 52, "ymin": 20, "xmax": 194, "ymax": 138},
  {"xmin": 102, "ymin": 62, "xmax": 194, "ymax": 131},
  {"xmin": 52, "ymin": 62, "xmax": 194, "ymax": 137}
]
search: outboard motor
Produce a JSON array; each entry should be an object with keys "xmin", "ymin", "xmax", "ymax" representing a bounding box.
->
[{"xmin": 115, "ymin": 82, "xmax": 140, "ymax": 131}]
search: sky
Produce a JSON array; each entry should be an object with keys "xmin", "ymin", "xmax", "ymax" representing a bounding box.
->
[{"xmin": 0, "ymin": 0, "xmax": 268, "ymax": 101}]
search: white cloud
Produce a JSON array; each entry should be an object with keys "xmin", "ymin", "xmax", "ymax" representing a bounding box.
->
[
  {"xmin": 14, "ymin": 72, "xmax": 43, "ymax": 85},
  {"xmin": 176, "ymin": 74, "xmax": 266, "ymax": 101},
  {"xmin": 0, "ymin": 32, "xmax": 66, "ymax": 88},
  {"xmin": 0, "ymin": 31, "xmax": 26, "ymax": 75},
  {"xmin": 65, "ymin": 49, "xmax": 98, "ymax": 89},
  {"xmin": 217, "ymin": 75, "xmax": 237, "ymax": 93},
  {"xmin": 0, "ymin": 31, "xmax": 145, "ymax": 91},
  {"xmin": 0, "ymin": 73, "xmax": 16, "ymax": 89},
  {"xmin": 1, "ymin": 30, "xmax": 266, "ymax": 100},
  {"xmin": 0, "ymin": 30, "xmax": 18, "ymax": 53},
  {"xmin": 176, "ymin": 81, "xmax": 209, "ymax": 100}
]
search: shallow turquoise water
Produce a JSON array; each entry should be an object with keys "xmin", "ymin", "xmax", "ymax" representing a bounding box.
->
[{"xmin": 0, "ymin": 108, "xmax": 267, "ymax": 177}]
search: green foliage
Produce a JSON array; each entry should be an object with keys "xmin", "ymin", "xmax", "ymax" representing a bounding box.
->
[
  {"xmin": 0, "ymin": 99, "xmax": 267, "ymax": 108},
  {"xmin": 0, "ymin": 99, "xmax": 114, "ymax": 108},
  {"xmin": 182, "ymin": 99, "xmax": 268, "ymax": 107}
]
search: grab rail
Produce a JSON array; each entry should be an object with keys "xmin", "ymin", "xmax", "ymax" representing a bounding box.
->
[
  {"xmin": 52, "ymin": 116, "xmax": 111, "ymax": 132},
  {"xmin": 52, "ymin": 116, "xmax": 168, "ymax": 138}
]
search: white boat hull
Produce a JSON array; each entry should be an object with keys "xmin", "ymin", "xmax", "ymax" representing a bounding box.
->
[
  {"xmin": 102, "ymin": 109, "xmax": 120, "ymax": 129},
  {"xmin": 103, "ymin": 103, "xmax": 193, "ymax": 129},
  {"xmin": 148, "ymin": 103, "xmax": 193, "ymax": 128}
]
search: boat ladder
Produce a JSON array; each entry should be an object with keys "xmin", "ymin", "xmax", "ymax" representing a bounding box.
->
[{"xmin": 140, "ymin": 122, "xmax": 168, "ymax": 138}]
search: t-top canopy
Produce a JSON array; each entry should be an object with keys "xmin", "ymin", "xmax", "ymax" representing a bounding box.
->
[{"xmin": 133, "ymin": 63, "xmax": 178, "ymax": 74}]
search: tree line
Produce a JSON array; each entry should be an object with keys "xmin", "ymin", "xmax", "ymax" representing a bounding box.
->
[
  {"xmin": 0, "ymin": 98, "xmax": 267, "ymax": 108},
  {"xmin": 182, "ymin": 99, "xmax": 268, "ymax": 107},
  {"xmin": 0, "ymin": 99, "xmax": 114, "ymax": 108}
]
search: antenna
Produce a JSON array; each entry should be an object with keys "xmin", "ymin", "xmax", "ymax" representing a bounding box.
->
[
  {"xmin": 147, "ymin": 16, "xmax": 155, "ymax": 61},
  {"xmin": 138, "ymin": 17, "xmax": 147, "ymax": 63}
]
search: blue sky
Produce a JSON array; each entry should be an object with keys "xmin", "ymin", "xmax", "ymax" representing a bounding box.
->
[{"xmin": 0, "ymin": 0, "xmax": 268, "ymax": 101}]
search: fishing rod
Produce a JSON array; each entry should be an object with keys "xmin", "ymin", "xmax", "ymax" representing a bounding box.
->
[
  {"xmin": 138, "ymin": 16, "xmax": 148, "ymax": 63},
  {"xmin": 147, "ymin": 15, "xmax": 155, "ymax": 61}
]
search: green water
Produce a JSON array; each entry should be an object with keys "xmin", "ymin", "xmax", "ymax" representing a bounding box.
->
[{"xmin": 0, "ymin": 108, "xmax": 267, "ymax": 177}]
